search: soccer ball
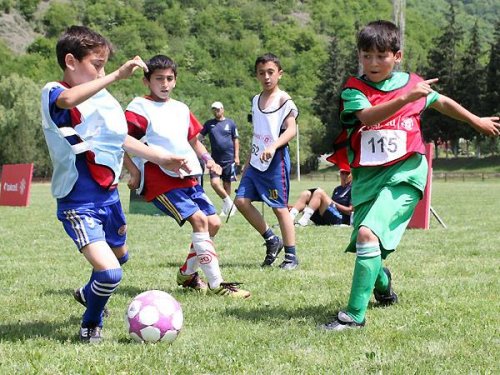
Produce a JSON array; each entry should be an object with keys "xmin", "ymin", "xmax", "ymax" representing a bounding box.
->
[{"xmin": 125, "ymin": 290, "xmax": 183, "ymax": 343}]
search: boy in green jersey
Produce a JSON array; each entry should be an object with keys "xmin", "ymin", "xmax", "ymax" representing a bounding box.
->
[{"xmin": 322, "ymin": 20, "xmax": 500, "ymax": 331}]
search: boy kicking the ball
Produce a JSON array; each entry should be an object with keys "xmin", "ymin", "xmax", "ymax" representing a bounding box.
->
[
  {"xmin": 322, "ymin": 20, "xmax": 500, "ymax": 331},
  {"xmin": 41, "ymin": 26, "xmax": 187, "ymax": 342},
  {"xmin": 125, "ymin": 55, "xmax": 250, "ymax": 299}
]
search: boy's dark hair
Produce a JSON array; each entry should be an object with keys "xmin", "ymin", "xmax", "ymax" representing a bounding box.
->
[
  {"xmin": 357, "ymin": 20, "xmax": 401, "ymax": 53},
  {"xmin": 254, "ymin": 53, "xmax": 282, "ymax": 73},
  {"xmin": 56, "ymin": 25, "xmax": 113, "ymax": 70},
  {"xmin": 144, "ymin": 55, "xmax": 177, "ymax": 80}
]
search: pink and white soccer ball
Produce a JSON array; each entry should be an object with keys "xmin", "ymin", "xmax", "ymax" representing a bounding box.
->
[{"xmin": 125, "ymin": 290, "xmax": 183, "ymax": 343}]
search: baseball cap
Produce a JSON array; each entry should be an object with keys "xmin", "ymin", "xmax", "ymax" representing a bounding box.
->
[{"xmin": 211, "ymin": 101, "xmax": 224, "ymax": 109}]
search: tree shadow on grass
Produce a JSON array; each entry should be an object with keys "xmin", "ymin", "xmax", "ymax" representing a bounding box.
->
[{"xmin": 0, "ymin": 316, "xmax": 82, "ymax": 343}]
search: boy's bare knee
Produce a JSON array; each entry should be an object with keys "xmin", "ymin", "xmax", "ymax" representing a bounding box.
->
[{"xmin": 357, "ymin": 225, "xmax": 378, "ymax": 243}]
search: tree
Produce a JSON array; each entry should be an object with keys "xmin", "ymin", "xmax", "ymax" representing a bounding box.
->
[
  {"xmin": 312, "ymin": 34, "xmax": 358, "ymax": 155},
  {"xmin": 455, "ymin": 20, "xmax": 485, "ymax": 155},
  {"xmin": 422, "ymin": 2, "xmax": 464, "ymax": 156},
  {"xmin": 0, "ymin": 74, "xmax": 52, "ymax": 176}
]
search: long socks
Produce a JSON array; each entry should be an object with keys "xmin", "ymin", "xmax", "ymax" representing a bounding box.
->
[
  {"xmin": 180, "ymin": 243, "xmax": 199, "ymax": 275},
  {"xmin": 345, "ymin": 242, "xmax": 381, "ymax": 324},
  {"xmin": 82, "ymin": 268, "xmax": 122, "ymax": 328},
  {"xmin": 192, "ymin": 232, "xmax": 223, "ymax": 288}
]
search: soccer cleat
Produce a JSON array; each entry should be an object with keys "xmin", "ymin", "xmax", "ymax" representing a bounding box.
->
[
  {"xmin": 261, "ymin": 236, "xmax": 284, "ymax": 267},
  {"xmin": 373, "ymin": 267, "xmax": 398, "ymax": 306},
  {"xmin": 79, "ymin": 326, "xmax": 102, "ymax": 343},
  {"xmin": 176, "ymin": 270, "xmax": 208, "ymax": 293},
  {"xmin": 73, "ymin": 288, "xmax": 110, "ymax": 317},
  {"xmin": 279, "ymin": 255, "xmax": 299, "ymax": 270},
  {"xmin": 320, "ymin": 311, "xmax": 365, "ymax": 331},
  {"xmin": 209, "ymin": 282, "xmax": 251, "ymax": 299}
]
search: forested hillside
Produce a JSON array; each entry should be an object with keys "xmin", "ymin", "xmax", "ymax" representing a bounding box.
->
[{"xmin": 0, "ymin": 0, "xmax": 498, "ymax": 176}]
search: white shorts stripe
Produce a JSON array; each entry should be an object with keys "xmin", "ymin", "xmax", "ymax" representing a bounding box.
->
[{"xmin": 65, "ymin": 209, "xmax": 89, "ymax": 247}]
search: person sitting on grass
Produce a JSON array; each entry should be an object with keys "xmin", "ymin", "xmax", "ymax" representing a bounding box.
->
[{"xmin": 290, "ymin": 168, "xmax": 353, "ymax": 227}]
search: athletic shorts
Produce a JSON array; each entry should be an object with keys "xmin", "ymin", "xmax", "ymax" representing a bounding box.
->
[
  {"xmin": 311, "ymin": 205, "xmax": 343, "ymax": 226},
  {"xmin": 210, "ymin": 161, "xmax": 237, "ymax": 182},
  {"xmin": 152, "ymin": 184, "xmax": 217, "ymax": 226},
  {"xmin": 346, "ymin": 183, "xmax": 420, "ymax": 258},
  {"xmin": 236, "ymin": 150, "xmax": 290, "ymax": 208},
  {"xmin": 57, "ymin": 200, "xmax": 127, "ymax": 251}
]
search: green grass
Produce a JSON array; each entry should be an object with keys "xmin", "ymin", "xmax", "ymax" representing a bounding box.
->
[{"xmin": 1, "ymin": 180, "xmax": 499, "ymax": 374}]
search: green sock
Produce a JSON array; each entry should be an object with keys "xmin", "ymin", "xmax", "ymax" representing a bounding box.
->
[
  {"xmin": 346, "ymin": 252, "xmax": 381, "ymax": 323},
  {"xmin": 374, "ymin": 264, "xmax": 389, "ymax": 294}
]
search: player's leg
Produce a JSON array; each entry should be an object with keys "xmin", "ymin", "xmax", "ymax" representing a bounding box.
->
[
  {"xmin": 235, "ymin": 168, "xmax": 283, "ymax": 267},
  {"xmin": 189, "ymin": 185, "xmax": 250, "ymax": 298},
  {"xmin": 289, "ymin": 189, "xmax": 313, "ymax": 221},
  {"xmin": 297, "ymin": 188, "xmax": 331, "ymax": 226},
  {"xmin": 152, "ymin": 189, "xmax": 207, "ymax": 292},
  {"xmin": 322, "ymin": 184, "xmax": 419, "ymax": 331},
  {"xmin": 58, "ymin": 206, "xmax": 124, "ymax": 342},
  {"xmin": 274, "ymin": 206, "xmax": 298, "ymax": 270}
]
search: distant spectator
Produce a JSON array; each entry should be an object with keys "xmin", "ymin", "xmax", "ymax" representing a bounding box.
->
[
  {"xmin": 290, "ymin": 168, "xmax": 353, "ymax": 226},
  {"xmin": 199, "ymin": 101, "xmax": 239, "ymax": 217}
]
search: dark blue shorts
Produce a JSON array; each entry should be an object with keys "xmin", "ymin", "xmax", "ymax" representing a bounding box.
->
[
  {"xmin": 210, "ymin": 161, "xmax": 237, "ymax": 182},
  {"xmin": 152, "ymin": 184, "xmax": 217, "ymax": 226},
  {"xmin": 236, "ymin": 149, "xmax": 290, "ymax": 208},
  {"xmin": 57, "ymin": 200, "xmax": 127, "ymax": 250}
]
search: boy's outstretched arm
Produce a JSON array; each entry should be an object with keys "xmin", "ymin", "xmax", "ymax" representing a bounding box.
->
[
  {"xmin": 56, "ymin": 56, "xmax": 148, "ymax": 109},
  {"xmin": 356, "ymin": 78, "xmax": 439, "ymax": 126},
  {"xmin": 123, "ymin": 135, "xmax": 190, "ymax": 175},
  {"xmin": 430, "ymin": 96, "xmax": 500, "ymax": 137}
]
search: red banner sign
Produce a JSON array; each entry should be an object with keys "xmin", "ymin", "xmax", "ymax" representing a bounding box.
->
[
  {"xmin": 0, "ymin": 163, "xmax": 34, "ymax": 207},
  {"xmin": 408, "ymin": 144, "xmax": 434, "ymax": 229}
]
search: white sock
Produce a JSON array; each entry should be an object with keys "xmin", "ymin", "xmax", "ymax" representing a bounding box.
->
[
  {"xmin": 180, "ymin": 243, "xmax": 199, "ymax": 275},
  {"xmin": 192, "ymin": 232, "xmax": 223, "ymax": 288},
  {"xmin": 298, "ymin": 206, "xmax": 314, "ymax": 226},
  {"xmin": 289, "ymin": 208, "xmax": 299, "ymax": 219}
]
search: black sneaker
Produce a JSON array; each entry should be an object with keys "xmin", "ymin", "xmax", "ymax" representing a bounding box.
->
[
  {"xmin": 279, "ymin": 254, "xmax": 299, "ymax": 270},
  {"xmin": 79, "ymin": 326, "xmax": 102, "ymax": 343},
  {"xmin": 373, "ymin": 267, "xmax": 398, "ymax": 306},
  {"xmin": 73, "ymin": 288, "xmax": 110, "ymax": 317},
  {"xmin": 320, "ymin": 311, "xmax": 365, "ymax": 331},
  {"xmin": 261, "ymin": 236, "xmax": 284, "ymax": 267}
]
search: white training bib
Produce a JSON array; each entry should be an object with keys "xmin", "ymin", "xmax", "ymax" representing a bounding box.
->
[{"xmin": 359, "ymin": 129, "xmax": 407, "ymax": 166}]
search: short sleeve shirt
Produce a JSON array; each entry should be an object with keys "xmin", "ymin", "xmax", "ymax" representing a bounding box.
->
[
  {"xmin": 200, "ymin": 118, "xmax": 238, "ymax": 163},
  {"xmin": 340, "ymin": 72, "xmax": 439, "ymax": 206}
]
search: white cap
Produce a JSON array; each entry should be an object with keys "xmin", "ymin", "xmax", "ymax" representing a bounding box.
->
[{"xmin": 211, "ymin": 101, "xmax": 224, "ymax": 109}]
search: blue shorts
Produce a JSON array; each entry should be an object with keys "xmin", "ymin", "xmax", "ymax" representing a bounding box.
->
[
  {"xmin": 311, "ymin": 205, "xmax": 343, "ymax": 226},
  {"xmin": 236, "ymin": 148, "xmax": 290, "ymax": 208},
  {"xmin": 210, "ymin": 161, "xmax": 237, "ymax": 183},
  {"xmin": 152, "ymin": 185, "xmax": 217, "ymax": 226},
  {"xmin": 57, "ymin": 201, "xmax": 127, "ymax": 251}
]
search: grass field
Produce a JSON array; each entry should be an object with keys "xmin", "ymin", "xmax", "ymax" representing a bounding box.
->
[{"xmin": 0, "ymin": 179, "xmax": 499, "ymax": 374}]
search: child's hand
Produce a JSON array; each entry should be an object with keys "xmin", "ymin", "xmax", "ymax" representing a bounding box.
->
[
  {"xmin": 127, "ymin": 169, "xmax": 141, "ymax": 190},
  {"xmin": 116, "ymin": 56, "xmax": 149, "ymax": 80},
  {"xmin": 159, "ymin": 155, "xmax": 191, "ymax": 176},
  {"xmin": 206, "ymin": 160, "xmax": 222, "ymax": 175},
  {"xmin": 404, "ymin": 78, "xmax": 439, "ymax": 103},
  {"xmin": 470, "ymin": 117, "xmax": 500, "ymax": 137},
  {"xmin": 260, "ymin": 145, "xmax": 276, "ymax": 162}
]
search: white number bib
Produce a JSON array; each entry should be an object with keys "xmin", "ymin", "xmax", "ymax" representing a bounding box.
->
[{"xmin": 359, "ymin": 130, "xmax": 407, "ymax": 166}]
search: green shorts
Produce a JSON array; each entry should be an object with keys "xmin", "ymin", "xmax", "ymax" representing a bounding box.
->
[{"xmin": 346, "ymin": 183, "xmax": 420, "ymax": 259}]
